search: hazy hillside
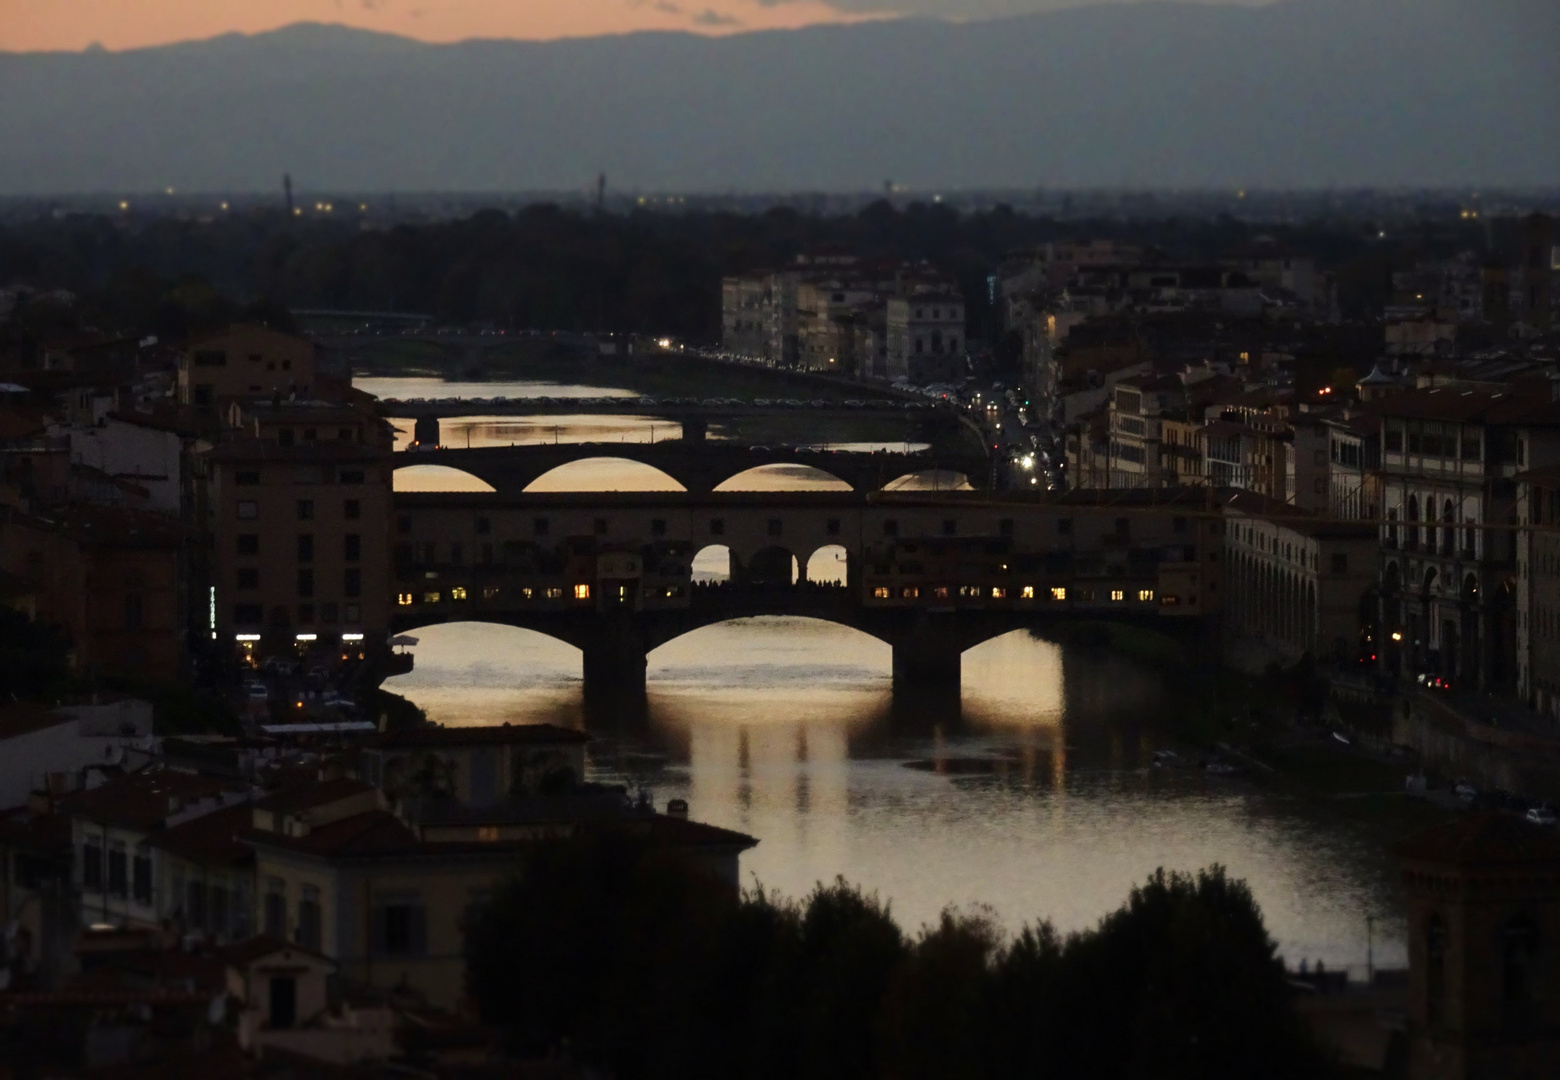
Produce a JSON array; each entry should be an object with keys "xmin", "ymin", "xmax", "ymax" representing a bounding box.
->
[{"xmin": 1, "ymin": 0, "xmax": 1555, "ymax": 193}]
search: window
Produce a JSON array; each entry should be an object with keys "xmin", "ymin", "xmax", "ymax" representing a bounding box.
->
[
  {"xmin": 883, "ymin": 520, "xmax": 899, "ymax": 537},
  {"xmin": 1000, "ymin": 518, "xmax": 1014, "ymax": 536},
  {"xmin": 297, "ymin": 500, "xmax": 314, "ymax": 521},
  {"xmin": 768, "ymin": 519, "xmax": 783, "ymax": 537},
  {"xmin": 574, "ymin": 584, "xmax": 592, "ymax": 600},
  {"xmin": 544, "ymin": 587, "xmax": 563, "ymax": 599},
  {"xmin": 534, "ymin": 517, "xmax": 550, "ymax": 536},
  {"xmin": 423, "ymin": 592, "xmax": 441, "ymax": 604},
  {"xmin": 991, "ymin": 587, "xmax": 1006, "ymax": 599},
  {"xmin": 451, "ymin": 587, "xmax": 468, "ymax": 601},
  {"xmin": 297, "ymin": 569, "xmax": 314, "ymax": 598},
  {"xmin": 340, "ymin": 469, "xmax": 364, "ymax": 484},
  {"xmin": 345, "ymin": 603, "xmax": 360, "ymax": 623},
  {"xmin": 450, "ymin": 542, "xmax": 463, "ymax": 565},
  {"xmin": 297, "ymin": 885, "xmax": 322, "ymax": 950},
  {"xmin": 297, "ymin": 603, "xmax": 314, "ymax": 624},
  {"xmin": 873, "ymin": 586, "xmax": 891, "ymax": 598},
  {"xmin": 594, "ymin": 518, "xmax": 608, "ymax": 535},
  {"xmin": 345, "ymin": 499, "xmax": 361, "ymax": 520},
  {"xmin": 237, "ymin": 534, "xmax": 259, "ymax": 556},
  {"xmin": 236, "ymin": 568, "xmax": 259, "ymax": 590},
  {"xmin": 297, "ymin": 534, "xmax": 314, "ymax": 562},
  {"xmin": 277, "ymin": 427, "xmax": 294, "ymax": 447},
  {"xmin": 1138, "ymin": 589, "xmax": 1155, "ymax": 602},
  {"xmin": 651, "ymin": 519, "xmax": 666, "ymax": 536},
  {"xmin": 132, "ymin": 852, "xmax": 152, "ymax": 904},
  {"xmin": 321, "ymin": 603, "xmax": 338, "ymax": 624},
  {"xmin": 345, "ymin": 569, "xmax": 361, "ymax": 597},
  {"xmin": 344, "ymin": 534, "xmax": 360, "ymax": 561},
  {"xmin": 124, "ymin": 595, "xmax": 143, "ymax": 630},
  {"xmin": 709, "ymin": 518, "xmax": 725, "ymax": 536},
  {"xmin": 234, "ymin": 603, "xmax": 263, "ymax": 624},
  {"xmin": 82, "ymin": 842, "xmax": 103, "ymax": 891},
  {"xmin": 943, "ymin": 519, "xmax": 957, "ymax": 536},
  {"xmin": 1385, "ymin": 429, "xmax": 1402, "ymax": 453},
  {"xmin": 194, "ymin": 349, "xmax": 226, "ymax": 367},
  {"xmin": 107, "ymin": 845, "xmax": 128, "ymax": 897},
  {"xmin": 1111, "ymin": 589, "xmax": 1125, "ymax": 601},
  {"xmin": 339, "ymin": 427, "xmax": 354, "ymax": 441},
  {"xmin": 235, "ymin": 470, "xmax": 260, "ymax": 486},
  {"xmin": 372, "ymin": 895, "xmax": 427, "ymax": 957},
  {"xmin": 1115, "ymin": 518, "xmax": 1130, "ymax": 535},
  {"xmin": 1050, "ymin": 587, "xmax": 1067, "ymax": 601},
  {"xmin": 827, "ymin": 518, "xmax": 841, "ymax": 535},
  {"xmin": 237, "ymin": 500, "xmax": 259, "ymax": 520},
  {"xmin": 397, "ymin": 514, "xmax": 411, "ymax": 534},
  {"xmin": 397, "ymin": 593, "xmax": 414, "ymax": 607}
]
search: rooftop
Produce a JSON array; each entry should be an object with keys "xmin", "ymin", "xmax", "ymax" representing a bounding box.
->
[
  {"xmin": 146, "ymin": 804, "xmax": 256, "ymax": 867},
  {"xmin": 57, "ymin": 769, "xmax": 237, "ymax": 832},
  {"xmin": 252, "ymin": 777, "xmax": 377, "ymax": 815}
]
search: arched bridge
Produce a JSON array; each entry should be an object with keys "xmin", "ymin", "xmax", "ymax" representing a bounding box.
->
[
  {"xmin": 391, "ymin": 488, "xmax": 1224, "ymax": 699},
  {"xmin": 401, "ymin": 443, "xmax": 987, "ymax": 494}
]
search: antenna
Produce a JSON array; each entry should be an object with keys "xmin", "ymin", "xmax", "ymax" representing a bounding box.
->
[{"xmin": 283, "ymin": 173, "xmax": 294, "ymax": 216}]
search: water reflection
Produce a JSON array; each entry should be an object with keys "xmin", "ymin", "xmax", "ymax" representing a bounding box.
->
[
  {"xmin": 393, "ymin": 464, "xmax": 498, "ymax": 493},
  {"xmin": 385, "ymin": 618, "xmax": 1407, "ymax": 972}
]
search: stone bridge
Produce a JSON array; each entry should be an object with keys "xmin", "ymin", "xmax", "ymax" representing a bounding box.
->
[
  {"xmin": 390, "ymin": 488, "xmax": 1223, "ymax": 700},
  {"xmin": 400, "ymin": 442, "xmax": 988, "ymax": 494}
]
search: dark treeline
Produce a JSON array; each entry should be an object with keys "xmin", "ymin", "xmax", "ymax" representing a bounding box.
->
[
  {"xmin": 0, "ymin": 202, "xmax": 1491, "ymax": 344},
  {"xmin": 465, "ymin": 834, "xmax": 1332, "ymax": 1080}
]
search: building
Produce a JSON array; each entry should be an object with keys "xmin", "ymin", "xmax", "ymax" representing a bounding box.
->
[
  {"xmin": 1376, "ymin": 387, "xmax": 1560, "ymax": 689},
  {"xmin": 1323, "ymin": 413, "xmax": 1382, "ymax": 520},
  {"xmin": 1396, "ymin": 813, "xmax": 1560, "ymax": 1079},
  {"xmin": 1222, "ymin": 492, "xmax": 1379, "ymax": 664},
  {"xmin": 178, "ymin": 325, "xmax": 316, "ymax": 413},
  {"xmin": 203, "ymin": 438, "xmax": 392, "ymax": 663},
  {"xmin": 359, "ymin": 724, "xmax": 590, "ymax": 809},
  {"xmin": 1106, "ymin": 374, "xmax": 1188, "ymax": 489},
  {"xmin": 0, "ymin": 700, "xmax": 153, "ymax": 809},
  {"xmin": 1516, "ymin": 469, "xmax": 1560, "ymax": 720},
  {"xmin": 0, "ymin": 504, "xmax": 188, "ymax": 681},
  {"xmin": 721, "ymin": 275, "xmax": 772, "ymax": 362},
  {"xmin": 886, "ymin": 293, "xmax": 965, "ymax": 383}
]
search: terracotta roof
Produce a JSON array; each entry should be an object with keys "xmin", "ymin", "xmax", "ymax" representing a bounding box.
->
[
  {"xmin": 145, "ymin": 804, "xmax": 255, "ymax": 867},
  {"xmin": 1222, "ymin": 491, "xmax": 1377, "ymax": 539},
  {"xmin": 218, "ymin": 934, "xmax": 335, "ymax": 970},
  {"xmin": 252, "ymin": 778, "xmax": 377, "ymax": 815},
  {"xmin": 243, "ymin": 809, "xmax": 419, "ymax": 858},
  {"xmin": 1394, "ymin": 811, "xmax": 1560, "ymax": 866},
  {"xmin": 0, "ymin": 804, "xmax": 72, "ymax": 856},
  {"xmin": 58, "ymin": 769, "xmax": 236, "ymax": 831},
  {"xmin": 372, "ymin": 722, "xmax": 589, "ymax": 750},
  {"xmin": 1374, "ymin": 386, "xmax": 1560, "ymax": 425}
]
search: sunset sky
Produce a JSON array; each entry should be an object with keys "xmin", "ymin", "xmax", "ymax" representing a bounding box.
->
[{"xmin": 3, "ymin": 0, "xmax": 1264, "ymax": 53}]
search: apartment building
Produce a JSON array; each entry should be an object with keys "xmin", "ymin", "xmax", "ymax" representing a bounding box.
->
[
  {"xmin": 886, "ymin": 292, "xmax": 965, "ymax": 383},
  {"xmin": 1517, "ymin": 469, "xmax": 1560, "ymax": 720},
  {"xmin": 179, "ymin": 325, "xmax": 316, "ymax": 413},
  {"xmin": 204, "ymin": 438, "xmax": 392, "ymax": 662},
  {"xmin": 1105, "ymin": 374, "xmax": 1187, "ymax": 489},
  {"xmin": 1376, "ymin": 386, "xmax": 1560, "ymax": 689}
]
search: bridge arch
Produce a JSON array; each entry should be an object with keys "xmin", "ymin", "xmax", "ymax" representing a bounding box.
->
[
  {"xmin": 714, "ymin": 463, "xmax": 853, "ymax": 492},
  {"xmin": 881, "ymin": 469, "xmax": 974, "ymax": 492},
  {"xmin": 393, "ymin": 465, "xmax": 498, "ymax": 493},
  {"xmin": 692, "ymin": 544, "xmax": 734, "ymax": 584},
  {"xmin": 805, "ymin": 543, "xmax": 850, "ymax": 586},
  {"xmin": 523, "ymin": 457, "xmax": 687, "ymax": 492}
]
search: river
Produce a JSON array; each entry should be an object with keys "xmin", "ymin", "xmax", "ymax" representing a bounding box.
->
[{"xmin": 364, "ymin": 375, "xmax": 1408, "ymax": 973}]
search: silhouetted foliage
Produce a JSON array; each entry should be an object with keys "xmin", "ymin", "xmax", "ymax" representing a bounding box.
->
[{"xmin": 466, "ymin": 837, "xmax": 1332, "ymax": 1079}]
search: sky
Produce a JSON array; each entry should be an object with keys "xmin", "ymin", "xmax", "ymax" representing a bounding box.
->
[{"xmin": 2, "ymin": 0, "xmax": 1269, "ymax": 52}]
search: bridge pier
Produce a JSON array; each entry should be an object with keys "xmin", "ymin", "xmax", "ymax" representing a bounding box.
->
[
  {"xmin": 579, "ymin": 618, "xmax": 649, "ymax": 704},
  {"xmin": 679, "ymin": 417, "xmax": 708, "ymax": 442},
  {"xmin": 413, "ymin": 415, "xmax": 441, "ymax": 448},
  {"xmin": 889, "ymin": 615, "xmax": 964, "ymax": 691}
]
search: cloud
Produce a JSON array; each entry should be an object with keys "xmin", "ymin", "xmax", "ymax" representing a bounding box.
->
[
  {"xmin": 654, "ymin": 1, "xmax": 683, "ymax": 13},
  {"xmin": 693, "ymin": 7, "xmax": 742, "ymax": 24}
]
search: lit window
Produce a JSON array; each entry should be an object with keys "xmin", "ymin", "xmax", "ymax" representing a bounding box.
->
[
  {"xmin": 519, "ymin": 587, "xmax": 534, "ymax": 600},
  {"xmin": 1021, "ymin": 586, "xmax": 1035, "ymax": 599},
  {"xmin": 574, "ymin": 583, "xmax": 592, "ymax": 600},
  {"xmin": 1050, "ymin": 587, "xmax": 1067, "ymax": 601},
  {"xmin": 991, "ymin": 587, "xmax": 1006, "ymax": 599},
  {"xmin": 1160, "ymin": 594, "xmax": 1179, "ymax": 605},
  {"xmin": 1138, "ymin": 589, "xmax": 1155, "ymax": 602},
  {"xmin": 477, "ymin": 826, "xmax": 500, "ymax": 842},
  {"xmin": 451, "ymin": 587, "xmax": 467, "ymax": 601},
  {"xmin": 933, "ymin": 586, "xmax": 949, "ymax": 600},
  {"xmin": 422, "ymin": 591, "xmax": 440, "ymax": 604},
  {"xmin": 544, "ymin": 587, "xmax": 563, "ymax": 599},
  {"xmin": 901, "ymin": 586, "xmax": 919, "ymax": 599},
  {"xmin": 873, "ymin": 586, "xmax": 891, "ymax": 598},
  {"xmin": 483, "ymin": 586, "xmax": 499, "ymax": 600},
  {"xmin": 397, "ymin": 593, "xmax": 414, "ymax": 606},
  {"xmin": 1111, "ymin": 589, "xmax": 1125, "ymax": 601}
]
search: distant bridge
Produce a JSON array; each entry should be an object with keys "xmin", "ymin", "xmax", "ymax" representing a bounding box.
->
[
  {"xmin": 399, "ymin": 441, "xmax": 986, "ymax": 494},
  {"xmin": 390, "ymin": 488, "xmax": 1221, "ymax": 700}
]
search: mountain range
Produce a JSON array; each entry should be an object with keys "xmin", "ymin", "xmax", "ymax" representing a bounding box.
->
[{"xmin": 1, "ymin": 0, "xmax": 1556, "ymax": 194}]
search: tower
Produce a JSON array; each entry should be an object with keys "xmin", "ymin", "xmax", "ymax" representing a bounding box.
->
[{"xmin": 1397, "ymin": 812, "xmax": 1560, "ymax": 1079}]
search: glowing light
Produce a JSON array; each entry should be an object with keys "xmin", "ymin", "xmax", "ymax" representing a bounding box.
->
[
  {"xmin": 294, "ymin": 633, "xmax": 317, "ymax": 641},
  {"xmin": 342, "ymin": 632, "xmax": 365, "ymax": 641},
  {"xmin": 235, "ymin": 633, "xmax": 261, "ymax": 642},
  {"xmin": 1391, "ymin": 631, "xmax": 1403, "ymax": 642}
]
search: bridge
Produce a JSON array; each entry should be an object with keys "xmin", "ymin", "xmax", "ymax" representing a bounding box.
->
[
  {"xmin": 390, "ymin": 398, "xmax": 947, "ymax": 448},
  {"xmin": 390, "ymin": 487, "xmax": 1223, "ymax": 702},
  {"xmin": 401, "ymin": 442, "xmax": 989, "ymax": 494}
]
